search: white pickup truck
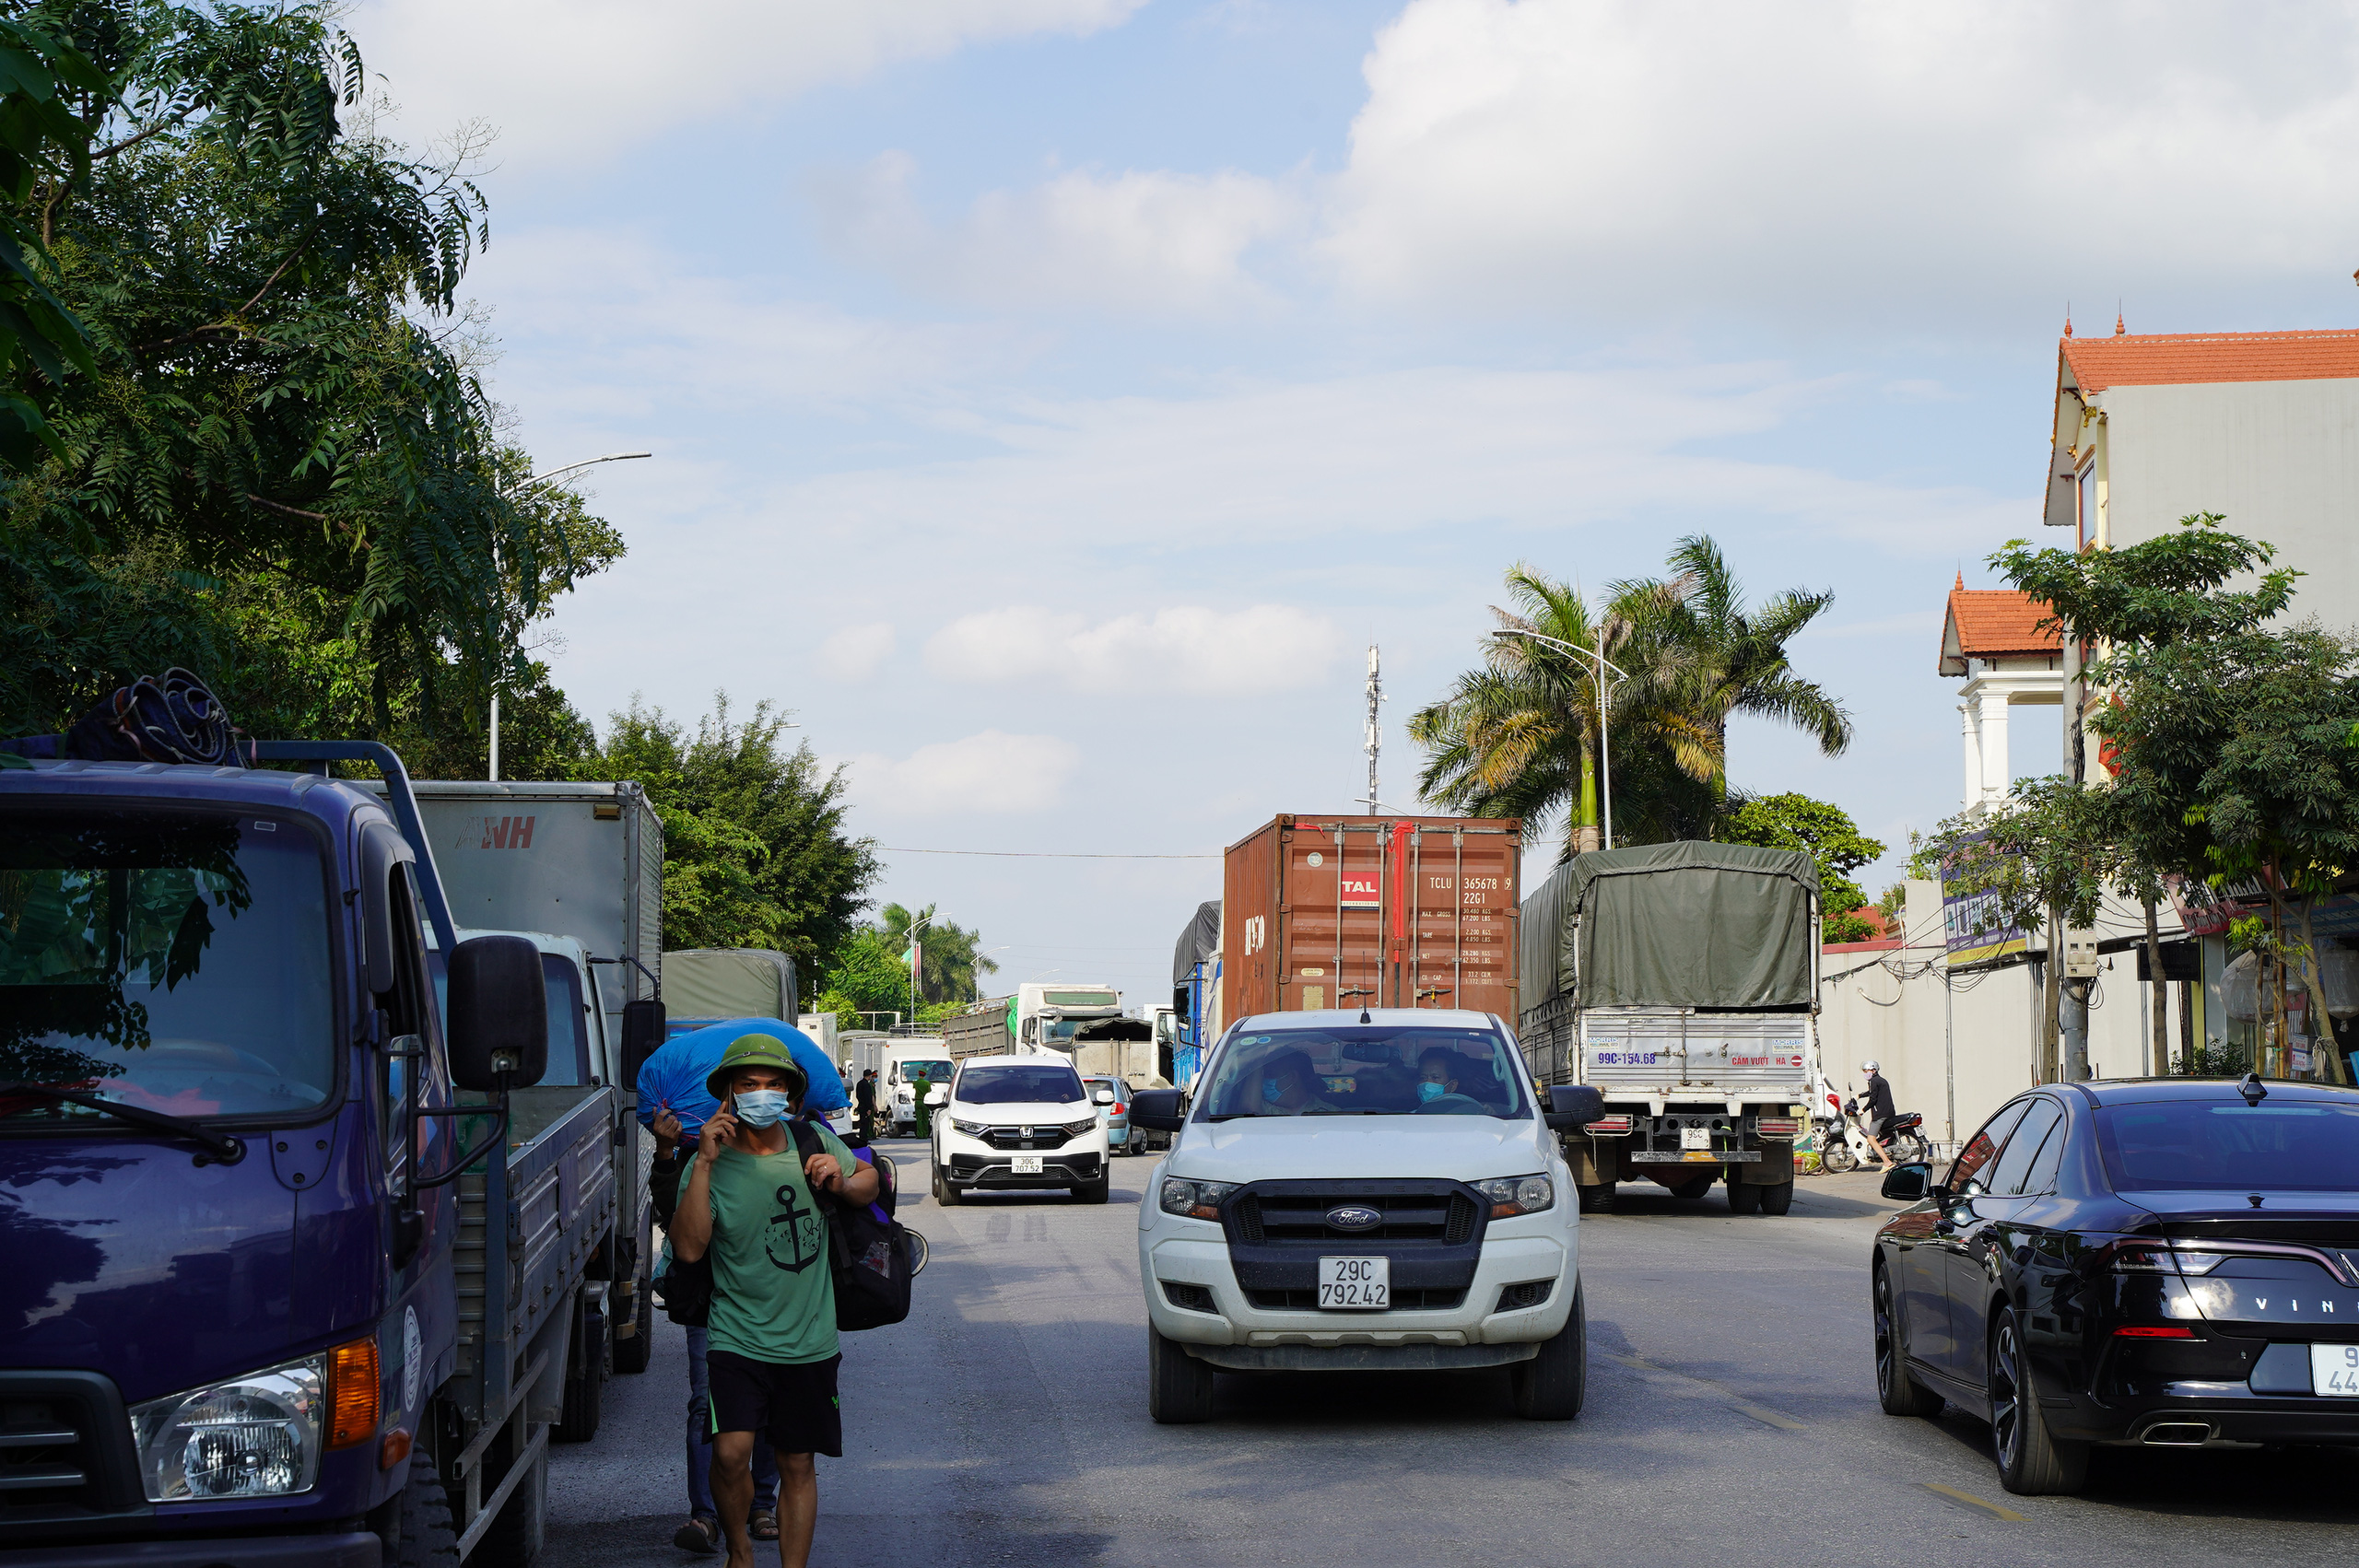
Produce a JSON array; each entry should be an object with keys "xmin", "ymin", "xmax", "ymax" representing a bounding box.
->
[{"xmin": 1128, "ymin": 1008, "xmax": 1603, "ymax": 1423}]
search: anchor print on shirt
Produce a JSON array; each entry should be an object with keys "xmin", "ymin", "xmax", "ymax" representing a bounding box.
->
[{"xmin": 764, "ymin": 1181, "xmax": 828, "ymax": 1273}]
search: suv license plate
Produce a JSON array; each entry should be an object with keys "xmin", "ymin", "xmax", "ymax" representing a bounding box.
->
[
  {"xmin": 2312, "ymin": 1343, "xmax": 2359, "ymax": 1396},
  {"xmin": 1319, "ymin": 1256, "xmax": 1390, "ymax": 1310},
  {"xmin": 1011, "ymin": 1154, "xmax": 1043, "ymax": 1175}
]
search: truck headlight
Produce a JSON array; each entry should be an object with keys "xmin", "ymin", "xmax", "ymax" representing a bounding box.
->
[
  {"xmin": 1160, "ymin": 1177, "xmax": 1238, "ymax": 1221},
  {"xmin": 1474, "ymin": 1175, "xmax": 1555, "ymax": 1219},
  {"xmin": 129, "ymin": 1354, "xmax": 327, "ymax": 1501},
  {"xmin": 950, "ymin": 1117, "xmax": 988, "ymax": 1136},
  {"xmin": 1061, "ymin": 1117, "xmax": 1098, "ymax": 1138}
]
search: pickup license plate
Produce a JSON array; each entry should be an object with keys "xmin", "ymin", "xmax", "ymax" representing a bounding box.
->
[
  {"xmin": 1011, "ymin": 1154, "xmax": 1043, "ymax": 1175},
  {"xmin": 1319, "ymin": 1256, "xmax": 1390, "ymax": 1310},
  {"xmin": 2312, "ymin": 1343, "xmax": 2359, "ymax": 1396}
]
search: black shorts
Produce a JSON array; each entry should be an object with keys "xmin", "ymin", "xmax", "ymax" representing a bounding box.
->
[{"xmin": 706, "ymin": 1350, "xmax": 842, "ymax": 1457}]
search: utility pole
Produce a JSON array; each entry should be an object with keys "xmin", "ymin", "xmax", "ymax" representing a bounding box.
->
[
  {"xmin": 2060, "ymin": 624, "xmax": 2091, "ymax": 1081},
  {"xmin": 1358, "ymin": 645, "xmax": 1383, "ymax": 814}
]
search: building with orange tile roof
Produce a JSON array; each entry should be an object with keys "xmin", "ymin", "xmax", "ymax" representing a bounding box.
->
[
  {"xmin": 1939, "ymin": 574, "xmax": 2061, "ymax": 811},
  {"xmin": 2045, "ymin": 318, "xmax": 2359, "ymax": 621}
]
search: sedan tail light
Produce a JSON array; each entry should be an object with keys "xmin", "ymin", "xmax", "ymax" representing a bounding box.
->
[{"xmin": 2114, "ymin": 1325, "xmax": 2198, "ymax": 1339}]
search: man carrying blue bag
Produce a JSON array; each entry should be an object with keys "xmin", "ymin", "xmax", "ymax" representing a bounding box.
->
[{"xmin": 639, "ymin": 1020, "xmax": 847, "ymax": 1553}]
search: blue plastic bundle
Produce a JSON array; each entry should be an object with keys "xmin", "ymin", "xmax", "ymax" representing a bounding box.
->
[{"xmin": 63, "ymin": 667, "xmax": 246, "ymax": 766}]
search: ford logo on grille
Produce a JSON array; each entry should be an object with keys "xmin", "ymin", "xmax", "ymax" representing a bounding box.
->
[{"xmin": 1326, "ymin": 1204, "xmax": 1382, "ymax": 1231}]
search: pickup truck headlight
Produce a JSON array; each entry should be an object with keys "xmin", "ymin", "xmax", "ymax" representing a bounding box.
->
[
  {"xmin": 1474, "ymin": 1175, "xmax": 1555, "ymax": 1219},
  {"xmin": 129, "ymin": 1354, "xmax": 326, "ymax": 1501},
  {"xmin": 1160, "ymin": 1177, "xmax": 1238, "ymax": 1221},
  {"xmin": 1062, "ymin": 1117, "xmax": 1098, "ymax": 1138},
  {"xmin": 949, "ymin": 1117, "xmax": 988, "ymax": 1137}
]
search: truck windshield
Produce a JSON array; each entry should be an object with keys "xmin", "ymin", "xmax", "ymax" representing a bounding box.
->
[
  {"xmin": 897, "ymin": 1059, "xmax": 952, "ymax": 1081},
  {"xmin": 1198, "ymin": 1025, "xmax": 1529, "ymax": 1119},
  {"xmin": 0, "ymin": 807, "xmax": 336, "ymax": 1122},
  {"xmin": 1039, "ymin": 1017, "xmax": 1111, "ymax": 1043}
]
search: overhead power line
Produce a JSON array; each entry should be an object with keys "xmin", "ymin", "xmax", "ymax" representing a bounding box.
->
[{"xmin": 877, "ymin": 846, "xmax": 1219, "ymax": 860}]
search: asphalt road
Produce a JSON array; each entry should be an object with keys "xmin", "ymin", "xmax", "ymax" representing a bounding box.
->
[{"xmin": 545, "ymin": 1141, "xmax": 2359, "ymax": 1568}]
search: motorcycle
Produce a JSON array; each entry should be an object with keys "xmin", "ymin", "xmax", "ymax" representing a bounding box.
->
[{"xmin": 1819, "ymin": 1100, "xmax": 1929, "ymax": 1173}]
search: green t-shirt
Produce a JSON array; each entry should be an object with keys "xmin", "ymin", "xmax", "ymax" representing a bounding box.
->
[{"xmin": 704, "ymin": 1124, "xmax": 857, "ymax": 1366}]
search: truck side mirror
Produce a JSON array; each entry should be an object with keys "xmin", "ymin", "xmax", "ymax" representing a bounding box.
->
[
  {"xmin": 620, "ymin": 998, "xmax": 665, "ymax": 1091},
  {"xmin": 925, "ymin": 1085, "xmax": 948, "ymax": 1106},
  {"xmin": 447, "ymin": 935, "xmax": 547, "ymax": 1091},
  {"xmin": 1130, "ymin": 1087, "xmax": 1185, "ymax": 1132},
  {"xmin": 1171, "ymin": 985, "xmax": 1191, "ymax": 1022},
  {"xmin": 1543, "ymin": 1084, "xmax": 1605, "ymax": 1130}
]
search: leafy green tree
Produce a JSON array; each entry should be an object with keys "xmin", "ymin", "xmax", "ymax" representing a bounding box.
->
[
  {"xmin": 587, "ymin": 695, "xmax": 880, "ymax": 977},
  {"xmin": 1, "ymin": 3, "xmax": 616, "ymax": 745},
  {"xmin": 812, "ymin": 929, "xmax": 910, "ymax": 1026},
  {"xmin": 1717, "ymin": 792, "xmax": 1885, "ymax": 942},
  {"xmin": 0, "ymin": 13, "xmax": 103, "ymax": 465}
]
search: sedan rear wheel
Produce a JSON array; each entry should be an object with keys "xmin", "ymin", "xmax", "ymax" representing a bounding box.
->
[
  {"xmin": 1989, "ymin": 1306, "xmax": 2088, "ymax": 1495},
  {"xmin": 1873, "ymin": 1266, "xmax": 1944, "ymax": 1417}
]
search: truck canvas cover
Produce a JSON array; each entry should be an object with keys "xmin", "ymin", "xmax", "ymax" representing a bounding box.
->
[
  {"xmin": 1520, "ymin": 841, "xmax": 1819, "ymax": 1012},
  {"xmin": 663, "ymin": 947, "xmax": 797, "ymax": 1021}
]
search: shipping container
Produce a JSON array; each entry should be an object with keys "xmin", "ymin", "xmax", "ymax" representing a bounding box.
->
[{"xmin": 1220, "ymin": 813, "xmax": 1522, "ymax": 1025}]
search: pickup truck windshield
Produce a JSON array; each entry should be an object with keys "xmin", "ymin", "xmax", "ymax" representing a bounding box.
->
[
  {"xmin": 0, "ymin": 807, "xmax": 335, "ymax": 1122},
  {"xmin": 1199, "ymin": 1025, "xmax": 1529, "ymax": 1119}
]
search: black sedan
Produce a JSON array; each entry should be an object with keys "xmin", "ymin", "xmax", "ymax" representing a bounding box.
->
[{"xmin": 1871, "ymin": 1074, "xmax": 2359, "ymax": 1495}]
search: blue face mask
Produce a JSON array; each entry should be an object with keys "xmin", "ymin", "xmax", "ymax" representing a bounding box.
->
[
  {"xmin": 1417, "ymin": 1081, "xmax": 1449, "ymax": 1104},
  {"xmin": 1262, "ymin": 1077, "xmax": 1286, "ymax": 1105},
  {"xmin": 733, "ymin": 1089, "xmax": 791, "ymax": 1128}
]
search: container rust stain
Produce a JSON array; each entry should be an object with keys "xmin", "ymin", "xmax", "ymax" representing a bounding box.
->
[{"xmin": 1221, "ymin": 813, "xmax": 1522, "ymax": 1025}]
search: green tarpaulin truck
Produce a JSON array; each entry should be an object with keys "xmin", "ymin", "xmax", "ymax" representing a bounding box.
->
[{"xmin": 1517, "ymin": 842, "xmax": 1819, "ymax": 1216}]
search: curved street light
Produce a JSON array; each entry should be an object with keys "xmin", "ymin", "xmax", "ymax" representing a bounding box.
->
[
  {"xmin": 1491, "ymin": 627, "xmax": 1628, "ymax": 851},
  {"xmin": 488, "ymin": 451, "xmax": 651, "ymax": 779}
]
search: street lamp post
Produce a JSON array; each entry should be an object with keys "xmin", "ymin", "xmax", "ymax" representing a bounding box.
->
[
  {"xmin": 905, "ymin": 913, "xmax": 941, "ymax": 1022},
  {"xmin": 1492, "ymin": 628, "xmax": 1628, "ymax": 851},
  {"xmin": 487, "ymin": 451, "xmax": 651, "ymax": 780}
]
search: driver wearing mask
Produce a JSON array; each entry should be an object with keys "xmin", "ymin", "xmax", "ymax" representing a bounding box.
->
[
  {"xmin": 1413, "ymin": 1049, "xmax": 1485, "ymax": 1114},
  {"xmin": 1257, "ymin": 1049, "xmax": 1341, "ymax": 1116}
]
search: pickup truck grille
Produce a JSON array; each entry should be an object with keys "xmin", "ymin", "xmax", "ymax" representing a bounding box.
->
[
  {"xmin": 0, "ymin": 1371, "xmax": 144, "ymax": 1532},
  {"xmin": 1234, "ymin": 1191, "xmax": 1478, "ymax": 1245}
]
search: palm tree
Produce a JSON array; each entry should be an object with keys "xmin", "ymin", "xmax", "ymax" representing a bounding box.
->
[
  {"xmin": 1410, "ymin": 566, "xmax": 1718, "ymax": 859},
  {"xmin": 1623, "ymin": 534, "xmax": 1850, "ymax": 793},
  {"xmin": 875, "ymin": 902, "xmax": 999, "ymax": 1005},
  {"xmin": 1412, "ymin": 540, "xmax": 1851, "ymax": 859}
]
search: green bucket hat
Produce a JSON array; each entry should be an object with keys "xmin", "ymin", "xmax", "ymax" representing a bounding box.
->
[{"xmin": 705, "ymin": 1034, "xmax": 810, "ymax": 1103}]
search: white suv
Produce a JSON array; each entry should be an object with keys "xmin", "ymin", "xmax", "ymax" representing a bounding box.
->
[
  {"xmin": 1131, "ymin": 1009, "xmax": 1600, "ymax": 1423},
  {"xmin": 931, "ymin": 1055, "xmax": 1112, "ymax": 1204}
]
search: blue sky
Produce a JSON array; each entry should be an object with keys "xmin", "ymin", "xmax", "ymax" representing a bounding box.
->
[{"xmin": 353, "ymin": 0, "xmax": 2359, "ymax": 1011}]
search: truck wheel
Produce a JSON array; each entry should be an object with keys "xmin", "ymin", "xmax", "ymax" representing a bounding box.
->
[
  {"xmin": 555, "ymin": 1295, "xmax": 604, "ymax": 1444},
  {"xmin": 377, "ymin": 1448, "xmax": 460, "ymax": 1567},
  {"xmin": 1074, "ymin": 1172, "xmax": 1111, "ymax": 1204},
  {"xmin": 933, "ymin": 1164, "xmax": 963, "ymax": 1206},
  {"xmin": 1576, "ymin": 1183, "xmax": 1615, "ymax": 1214},
  {"xmin": 1757, "ymin": 1180, "xmax": 1795, "ymax": 1216},
  {"xmin": 1147, "ymin": 1325, "xmax": 1215, "ymax": 1423},
  {"xmin": 1663, "ymin": 1175, "xmax": 1714, "ymax": 1200},
  {"xmin": 613, "ymin": 1260, "xmax": 653, "ymax": 1375},
  {"xmin": 472, "ymin": 1438, "xmax": 546, "ymax": 1567},
  {"xmin": 1509, "ymin": 1279, "xmax": 1587, "ymax": 1420},
  {"xmin": 1728, "ymin": 1179, "xmax": 1762, "ymax": 1215}
]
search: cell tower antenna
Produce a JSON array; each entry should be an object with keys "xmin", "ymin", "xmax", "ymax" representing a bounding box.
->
[{"xmin": 1358, "ymin": 644, "xmax": 1385, "ymax": 814}]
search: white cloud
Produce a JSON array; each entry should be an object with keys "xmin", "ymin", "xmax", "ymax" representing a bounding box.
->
[
  {"xmin": 923, "ymin": 604, "xmax": 1343, "ymax": 692},
  {"xmin": 812, "ymin": 153, "xmax": 1302, "ymax": 314},
  {"xmin": 818, "ymin": 623, "xmax": 898, "ymax": 682},
  {"xmin": 350, "ymin": 0, "xmax": 1146, "ymax": 170},
  {"xmin": 835, "ymin": 731, "xmax": 1082, "ymax": 816},
  {"xmin": 1320, "ymin": 0, "xmax": 2359, "ymax": 323}
]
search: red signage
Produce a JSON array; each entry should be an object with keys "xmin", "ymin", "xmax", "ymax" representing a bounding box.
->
[{"xmin": 1338, "ymin": 872, "xmax": 1380, "ymax": 909}]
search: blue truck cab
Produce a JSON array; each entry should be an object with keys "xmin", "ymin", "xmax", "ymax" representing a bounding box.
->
[{"xmin": 0, "ymin": 742, "xmax": 643, "ymax": 1567}]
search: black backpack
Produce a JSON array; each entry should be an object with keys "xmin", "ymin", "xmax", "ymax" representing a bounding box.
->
[{"xmin": 789, "ymin": 1123, "xmax": 917, "ymax": 1331}]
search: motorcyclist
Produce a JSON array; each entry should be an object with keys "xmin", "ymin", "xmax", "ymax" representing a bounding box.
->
[{"xmin": 1856, "ymin": 1060, "xmax": 1898, "ymax": 1171}]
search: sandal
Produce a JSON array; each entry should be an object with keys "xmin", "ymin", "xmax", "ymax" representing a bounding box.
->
[
  {"xmin": 750, "ymin": 1508, "xmax": 780, "ymax": 1541},
  {"xmin": 672, "ymin": 1515, "xmax": 720, "ymax": 1554}
]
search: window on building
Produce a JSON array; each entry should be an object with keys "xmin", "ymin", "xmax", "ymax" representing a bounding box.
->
[{"xmin": 2077, "ymin": 463, "xmax": 2099, "ymax": 543}]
